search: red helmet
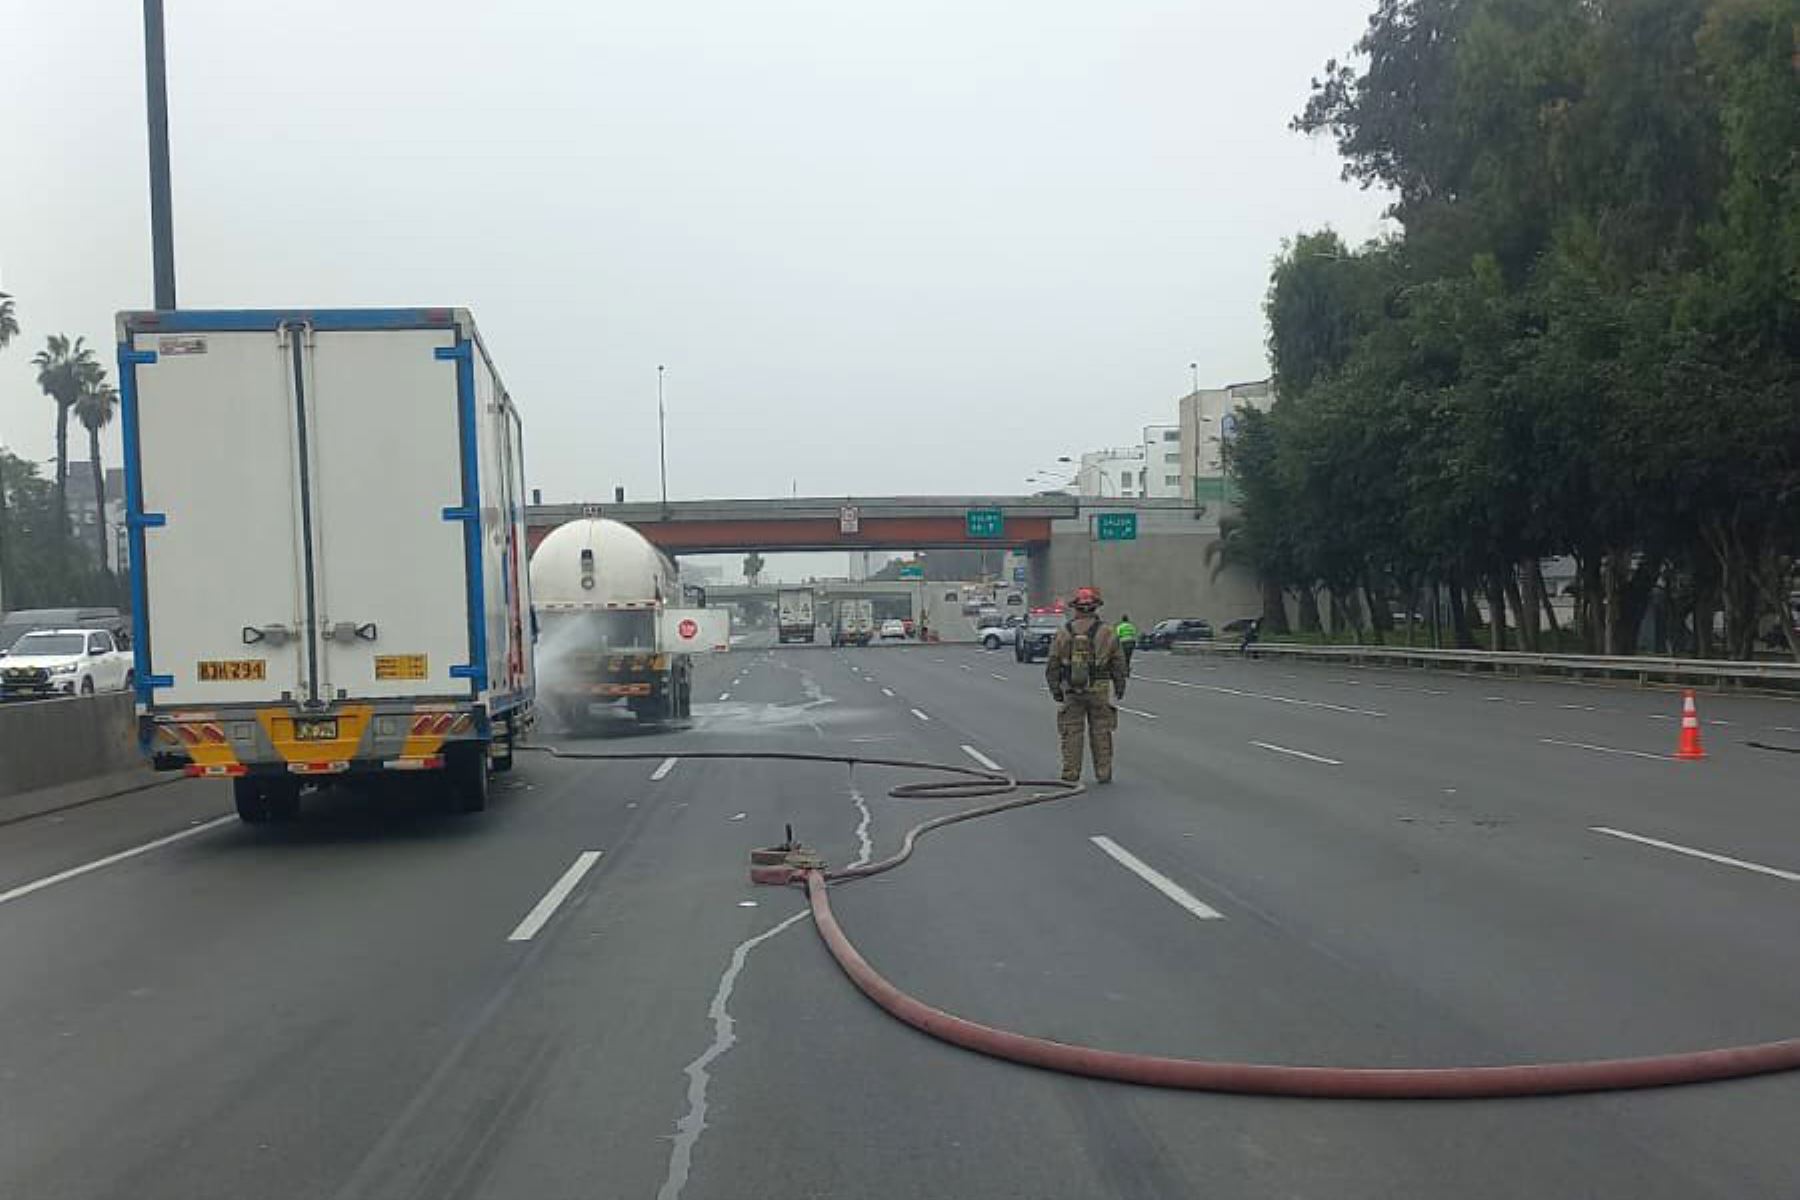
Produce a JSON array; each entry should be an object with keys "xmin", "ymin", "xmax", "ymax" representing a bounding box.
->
[{"xmin": 1071, "ymin": 586, "xmax": 1102, "ymax": 611}]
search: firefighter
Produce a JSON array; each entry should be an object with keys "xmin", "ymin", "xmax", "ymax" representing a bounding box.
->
[{"xmin": 1045, "ymin": 586, "xmax": 1128, "ymax": 784}]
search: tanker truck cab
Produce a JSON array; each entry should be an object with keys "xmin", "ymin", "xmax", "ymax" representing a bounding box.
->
[{"xmin": 117, "ymin": 308, "xmax": 535, "ymax": 823}]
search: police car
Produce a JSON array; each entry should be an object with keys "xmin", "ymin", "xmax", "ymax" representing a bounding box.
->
[{"xmin": 1014, "ymin": 606, "xmax": 1065, "ymax": 662}]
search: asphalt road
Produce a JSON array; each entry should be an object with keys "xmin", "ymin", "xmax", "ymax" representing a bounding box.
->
[{"xmin": 2, "ymin": 638, "xmax": 1797, "ymax": 1198}]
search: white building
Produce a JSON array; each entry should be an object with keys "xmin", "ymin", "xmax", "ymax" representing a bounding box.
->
[
  {"xmin": 1178, "ymin": 377, "xmax": 1274, "ymax": 514},
  {"xmin": 1139, "ymin": 424, "xmax": 1183, "ymax": 498},
  {"xmin": 1075, "ymin": 447, "xmax": 1148, "ymax": 499}
]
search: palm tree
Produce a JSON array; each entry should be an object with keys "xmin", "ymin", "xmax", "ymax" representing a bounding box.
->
[
  {"xmin": 0, "ymin": 293, "xmax": 18, "ymax": 350},
  {"xmin": 75, "ymin": 380, "xmax": 120, "ymax": 571},
  {"xmin": 30, "ymin": 334, "xmax": 102, "ymax": 536}
]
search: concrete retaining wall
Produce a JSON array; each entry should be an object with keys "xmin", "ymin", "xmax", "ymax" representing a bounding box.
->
[{"xmin": 0, "ymin": 694, "xmax": 153, "ymax": 818}]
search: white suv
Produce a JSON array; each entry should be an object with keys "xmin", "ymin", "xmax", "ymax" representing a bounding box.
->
[{"xmin": 0, "ymin": 628, "xmax": 133, "ymax": 700}]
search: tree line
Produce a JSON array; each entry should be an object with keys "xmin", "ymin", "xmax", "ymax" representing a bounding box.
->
[
  {"xmin": 1224, "ymin": 0, "xmax": 1797, "ymax": 659},
  {"xmin": 0, "ymin": 290, "xmax": 126, "ymax": 610}
]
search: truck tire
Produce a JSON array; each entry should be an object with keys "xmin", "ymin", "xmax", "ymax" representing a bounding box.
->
[
  {"xmin": 233, "ymin": 777, "xmax": 273, "ymax": 825},
  {"xmin": 445, "ymin": 743, "xmax": 489, "ymax": 814}
]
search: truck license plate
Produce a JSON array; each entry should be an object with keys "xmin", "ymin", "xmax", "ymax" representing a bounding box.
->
[
  {"xmin": 294, "ymin": 719, "xmax": 338, "ymax": 741},
  {"xmin": 198, "ymin": 659, "xmax": 266, "ymax": 682}
]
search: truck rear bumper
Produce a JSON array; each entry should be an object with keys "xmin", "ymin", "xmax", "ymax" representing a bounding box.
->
[{"xmin": 143, "ymin": 700, "xmax": 496, "ymax": 776}]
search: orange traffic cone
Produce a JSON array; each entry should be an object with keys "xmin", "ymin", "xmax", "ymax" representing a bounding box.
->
[{"xmin": 1674, "ymin": 689, "xmax": 1707, "ymax": 761}]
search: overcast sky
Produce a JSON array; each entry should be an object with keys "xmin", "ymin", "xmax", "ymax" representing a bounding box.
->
[{"xmin": 1, "ymin": 0, "xmax": 1388, "ymax": 510}]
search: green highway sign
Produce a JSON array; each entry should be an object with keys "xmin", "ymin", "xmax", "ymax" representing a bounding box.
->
[
  {"xmin": 965, "ymin": 508, "xmax": 1005, "ymax": 539},
  {"xmin": 1094, "ymin": 512, "xmax": 1138, "ymax": 541},
  {"xmin": 898, "ymin": 563, "xmax": 924, "ymax": 579}
]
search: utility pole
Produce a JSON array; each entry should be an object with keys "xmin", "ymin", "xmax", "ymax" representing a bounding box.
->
[
  {"xmin": 143, "ymin": 0, "xmax": 177, "ymax": 309},
  {"xmin": 656, "ymin": 365, "xmax": 668, "ymax": 509}
]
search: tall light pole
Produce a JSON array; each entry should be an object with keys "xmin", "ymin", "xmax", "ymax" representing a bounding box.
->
[
  {"xmin": 656, "ymin": 365, "xmax": 668, "ymax": 508},
  {"xmin": 1189, "ymin": 361, "xmax": 1198, "ymax": 395},
  {"xmin": 143, "ymin": 0, "xmax": 177, "ymax": 309}
]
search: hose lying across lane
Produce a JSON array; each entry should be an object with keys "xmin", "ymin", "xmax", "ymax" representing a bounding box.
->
[{"xmin": 522, "ymin": 743, "xmax": 1800, "ymax": 1098}]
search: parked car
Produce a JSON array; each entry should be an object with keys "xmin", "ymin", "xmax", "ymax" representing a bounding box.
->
[
  {"xmin": 1142, "ymin": 618, "xmax": 1214, "ymax": 649},
  {"xmin": 0, "ymin": 628, "xmax": 133, "ymax": 699},
  {"xmin": 1014, "ymin": 610, "xmax": 1065, "ymax": 662},
  {"xmin": 878, "ymin": 619, "xmax": 907, "ymax": 640}
]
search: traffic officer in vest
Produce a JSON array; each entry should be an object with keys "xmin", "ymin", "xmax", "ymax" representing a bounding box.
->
[
  {"xmin": 1045, "ymin": 586, "xmax": 1128, "ymax": 784},
  {"xmin": 1115, "ymin": 613, "xmax": 1139, "ymax": 673}
]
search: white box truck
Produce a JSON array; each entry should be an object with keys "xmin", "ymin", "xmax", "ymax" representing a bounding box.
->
[
  {"xmin": 115, "ymin": 308, "xmax": 534, "ymax": 822},
  {"xmin": 777, "ymin": 587, "xmax": 815, "ymax": 644},
  {"xmin": 832, "ymin": 598, "xmax": 874, "ymax": 647}
]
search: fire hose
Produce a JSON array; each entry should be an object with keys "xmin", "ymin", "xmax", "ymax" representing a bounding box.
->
[{"xmin": 523, "ymin": 744, "xmax": 1800, "ymax": 1098}]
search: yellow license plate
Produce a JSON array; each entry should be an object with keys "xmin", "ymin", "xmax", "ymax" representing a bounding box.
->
[
  {"xmin": 374, "ymin": 654, "xmax": 428, "ymax": 681},
  {"xmin": 198, "ymin": 659, "xmax": 266, "ymax": 682},
  {"xmin": 294, "ymin": 719, "xmax": 338, "ymax": 741}
]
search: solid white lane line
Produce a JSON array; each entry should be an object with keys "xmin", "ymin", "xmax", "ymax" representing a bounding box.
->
[
  {"xmin": 1539, "ymin": 737, "xmax": 1668, "ymax": 762},
  {"xmin": 990, "ymin": 672, "xmax": 1008, "ymax": 681},
  {"xmin": 507, "ymin": 851, "xmax": 604, "ymax": 941},
  {"xmin": 1250, "ymin": 740, "xmax": 1341, "ymax": 765},
  {"xmin": 718, "ymin": 692, "xmax": 731, "ymax": 701},
  {"xmin": 1118, "ymin": 706, "xmax": 1160, "ymax": 720},
  {"xmin": 881, "ymin": 687, "xmax": 895, "ymax": 697},
  {"xmin": 1089, "ymin": 836, "xmax": 1224, "ymax": 920},
  {"xmin": 1134, "ymin": 675, "xmax": 1386, "ymax": 718},
  {"xmin": 910, "ymin": 708, "xmax": 931, "ymax": 722},
  {"xmin": 652, "ymin": 757, "xmax": 679, "ymax": 781},
  {"xmin": 1591, "ymin": 827, "xmax": 1800, "ymax": 884},
  {"xmin": 0, "ymin": 816, "xmax": 235, "ymax": 908},
  {"xmin": 961, "ymin": 745, "xmax": 1003, "ymax": 771}
]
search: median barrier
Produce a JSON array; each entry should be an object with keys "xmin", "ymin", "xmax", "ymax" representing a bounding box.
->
[
  {"xmin": 0, "ymin": 693, "xmax": 160, "ymax": 822},
  {"xmin": 1167, "ymin": 639, "xmax": 1800, "ymax": 693}
]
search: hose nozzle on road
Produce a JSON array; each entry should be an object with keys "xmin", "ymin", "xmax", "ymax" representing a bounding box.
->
[{"xmin": 750, "ymin": 832, "xmax": 826, "ymax": 886}]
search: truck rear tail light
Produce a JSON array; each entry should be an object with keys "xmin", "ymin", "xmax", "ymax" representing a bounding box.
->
[
  {"xmin": 409, "ymin": 713, "xmax": 457, "ymax": 735},
  {"xmin": 184, "ymin": 763, "xmax": 248, "ymax": 778},
  {"xmin": 288, "ymin": 761, "xmax": 349, "ymax": 775}
]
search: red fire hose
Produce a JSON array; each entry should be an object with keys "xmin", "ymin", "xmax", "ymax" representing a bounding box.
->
[{"xmin": 526, "ymin": 743, "xmax": 1800, "ymax": 1097}]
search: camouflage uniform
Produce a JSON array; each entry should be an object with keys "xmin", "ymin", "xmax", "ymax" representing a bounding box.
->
[{"xmin": 1045, "ymin": 615, "xmax": 1128, "ymax": 782}]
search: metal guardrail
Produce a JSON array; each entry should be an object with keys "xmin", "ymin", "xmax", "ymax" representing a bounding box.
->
[{"xmin": 1168, "ymin": 639, "xmax": 1800, "ymax": 689}]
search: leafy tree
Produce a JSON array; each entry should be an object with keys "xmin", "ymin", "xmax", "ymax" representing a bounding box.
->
[
  {"xmin": 0, "ymin": 293, "xmax": 17, "ymax": 350},
  {"xmin": 742, "ymin": 552, "xmax": 766, "ymax": 585},
  {"xmin": 30, "ymin": 334, "xmax": 103, "ymax": 537}
]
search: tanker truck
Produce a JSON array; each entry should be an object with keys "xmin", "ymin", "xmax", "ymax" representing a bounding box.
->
[{"xmin": 530, "ymin": 518, "xmax": 728, "ymax": 729}]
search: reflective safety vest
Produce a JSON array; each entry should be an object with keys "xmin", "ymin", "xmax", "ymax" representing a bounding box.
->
[{"xmin": 1115, "ymin": 620, "xmax": 1138, "ymax": 645}]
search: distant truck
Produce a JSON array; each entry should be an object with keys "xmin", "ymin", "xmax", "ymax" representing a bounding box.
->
[
  {"xmin": 116, "ymin": 308, "xmax": 535, "ymax": 824},
  {"xmin": 777, "ymin": 588, "xmax": 816, "ymax": 644},
  {"xmin": 833, "ymin": 598, "xmax": 874, "ymax": 647},
  {"xmin": 530, "ymin": 517, "xmax": 727, "ymax": 729}
]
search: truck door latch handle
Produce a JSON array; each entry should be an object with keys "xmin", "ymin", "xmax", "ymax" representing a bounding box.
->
[
  {"xmin": 323, "ymin": 621, "xmax": 378, "ymax": 642},
  {"xmin": 244, "ymin": 624, "xmax": 292, "ymax": 647}
]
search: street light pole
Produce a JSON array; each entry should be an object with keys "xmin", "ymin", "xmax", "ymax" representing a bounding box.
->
[
  {"xmin": 656, "ymin": 365, "xmax": 668, "ymax": 508},
  {"xmin": 1189, "ymin": 361, "xmax": 1198, "ymax": 395},
  {"xmin": 143, "ymin": 0, "xmax": 177, "ymax": 309}
]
